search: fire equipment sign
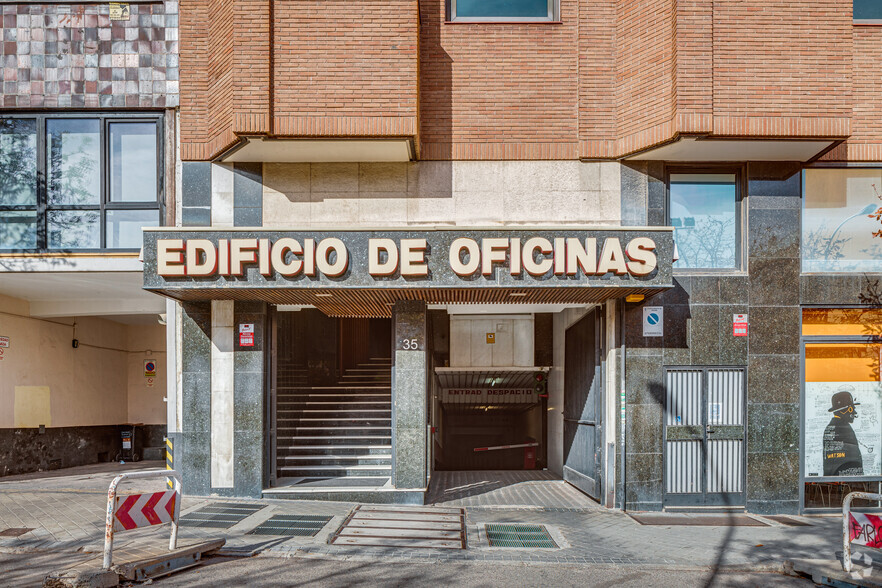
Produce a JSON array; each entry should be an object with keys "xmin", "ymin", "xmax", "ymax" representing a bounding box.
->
[
  {"xmin": 733, "ymin": 314, "xmax": 748, "ymax": 337},
  {"xmin": 0, "ymin": 336, "xmax": 7, "ymax": 361},
  {"xmin": 239, "ymin": 324, "xmax": 255, "ymax": 347}
]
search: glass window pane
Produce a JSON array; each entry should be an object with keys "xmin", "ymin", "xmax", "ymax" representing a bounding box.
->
[
  {"xmin": 803, "ymin": 169, "xmax": 882, "ymax": 273},
  {"xmin": 803, "ymin": 308, "xmax": 882, "ymax": 337},
  {"xmin": 855, "ymin": 0, "xmax": 882, "ymax": 20},
  {"xmin": 47, "ymin": 119, "xmax": 100, "ymax": 206},
  {"xmin": 109, "ymin": 122, "xmax": 158, "ymax": 203},
  {"xmin": 804, "ymin": 342, "xmax": 882, "ymax": 478},
  {"xmin": 47, "ymin": 210, "xmax": 99, "ymax": 249},
  {"xmin": 456, "ymin": 0, "xmax": 549, "ymax": 18},
  {"xmin": 0, "ymin": 118, "xmax": 37, "ymax": 206},
  {"xmin": 0, "ymin": 210, "xmax": 37, "ymax": 249},
  {"xmin": 670, "ymin": 173, "xmax": 738, "ymax": 269},
  {"xmin": 106, "ymin": 209, "xmax": 159, "ymax": 249}
]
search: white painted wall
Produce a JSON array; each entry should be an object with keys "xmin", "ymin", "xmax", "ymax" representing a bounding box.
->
[
  {"xmin": 449, "ymin": 315, "xmax": 534, "ymax": 367},
  {"xmin": 262, "ymin": 161, "xmax": 622, "ymax": 227},
  {"xmin": 0, "ymin": 293, "xmax": 167, "ymax": 430}
]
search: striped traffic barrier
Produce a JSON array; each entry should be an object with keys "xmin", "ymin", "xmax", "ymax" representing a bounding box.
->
[
  {"xmin": 103, "ymin": 470, "xmax": 182, "ymax": 570},
  {"xmin": 165, "ymin": 438, "xmax": 174, "ymax": 489}
]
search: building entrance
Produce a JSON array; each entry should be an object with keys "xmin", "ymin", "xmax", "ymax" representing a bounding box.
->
[{"xmin": 270, "ymin": 309, "xmax": 392, "ymax": 489}]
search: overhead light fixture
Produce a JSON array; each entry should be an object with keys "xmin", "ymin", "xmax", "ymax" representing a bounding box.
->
[
  {"xmin": 625, "ymin": 294, "xmax": 645, "ymax": 303},
  {"xmin": 509, "ymin": 292, "xmax": 528, "ymax": 297},
  {"xmin": 315, "ymin": 293, "xmax": 333, "ymax": 298}
]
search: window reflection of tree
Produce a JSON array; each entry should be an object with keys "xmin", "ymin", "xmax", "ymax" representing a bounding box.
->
[
  {"xmin": 47, "ymin": 128, "xmax": 100, "ymax": 249},
  {"xmin": 0, "ymin": 120, "xmax": 37, "ymax": 249},
  {"xmin": 674, "ymin": 215, "xmax": 735, "ymax": 269}
]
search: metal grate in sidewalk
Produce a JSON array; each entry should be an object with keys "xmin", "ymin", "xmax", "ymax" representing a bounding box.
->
[
  {"xmin": 248, "ymin": 515, "xmax": 333, "ymax": 537},
  {"xmin": 331, "ymin": 505, "xmax": 466, "ymax": 549},
  {"xmin": 180, "ymin": 502, "xmax": 265, "ymax": 529},
  {"xmin": 485, "ymin": 524, "xmax": 558, "ymax": 548}
]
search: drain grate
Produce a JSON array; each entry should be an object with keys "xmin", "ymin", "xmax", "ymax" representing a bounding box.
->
[
  {"xmin": 485, "ymin": 524, "xmax": 558, "ymax": 548},
  {"xmin": 249, "ymin": 514, "xmax": 333, "ymax": 537},
  {"xmin": 181, "ymin": 502, "xmax": 265, "ymax": 529},
  {"xmin": 0, "ymin": 528, "xmax": 34, "ymax": 537}
]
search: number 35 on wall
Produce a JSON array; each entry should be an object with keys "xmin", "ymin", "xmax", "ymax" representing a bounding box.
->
[{"xmin": 400, "ymin": 338, "xmax": 420, "ymax": 350}]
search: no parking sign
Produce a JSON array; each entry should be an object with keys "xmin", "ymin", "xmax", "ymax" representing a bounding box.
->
[{"xmin": 144, "ymin": 360, "xmax": 156, "ymax": 388}]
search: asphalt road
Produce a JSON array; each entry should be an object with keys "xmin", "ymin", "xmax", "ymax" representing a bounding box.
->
[{"xmin": 148, "ymin": 555, "xmax": 813, "ymax": 587}]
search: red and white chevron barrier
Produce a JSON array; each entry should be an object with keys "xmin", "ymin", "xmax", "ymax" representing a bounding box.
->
[
  {"xmin": 113, "ymin": 490, "xmax": 178, "ymax": 532},
  {"xmin": 104, "ymin": 470, "xmax": 182, "ymax": 570},
  {"xmin": 843, "ymin": 491, "xmax": 882, "ymax": 572}
]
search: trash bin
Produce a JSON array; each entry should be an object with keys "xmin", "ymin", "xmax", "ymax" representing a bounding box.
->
[{"xmin": 116, "ymin": 425, "xmax": 140, "ymax": 463}]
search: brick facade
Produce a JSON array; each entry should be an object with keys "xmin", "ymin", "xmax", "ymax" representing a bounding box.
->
[
  {"xmin": 0, "ymin": 2, "xmax": 179, "ymax": 109},
  {"xmin": 178, "ymin": 1, "xmax": 874, "ymax": 162}
]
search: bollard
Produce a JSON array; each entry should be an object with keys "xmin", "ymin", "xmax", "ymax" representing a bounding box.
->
[
  {"xmin": 842, "ymin": 490, "xmax": 882, "ymax": 573},
  {"xmin": 103, "ymin": 469, "xmax": 183, "ymax": 570}
]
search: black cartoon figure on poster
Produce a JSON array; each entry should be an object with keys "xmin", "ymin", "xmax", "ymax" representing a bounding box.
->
[{"xmin": 824, "ymin": 387, "xmax": 865, "ymax": 476}]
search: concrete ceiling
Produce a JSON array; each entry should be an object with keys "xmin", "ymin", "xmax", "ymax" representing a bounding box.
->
[
  {"xmin": 627, "ymin": 137, "xmax": 835, "ymax": 162},
  {"xmin": 223, "ymin": 138, "xmax": 413, "ymax": 163},
  {"xmin": 0, "ymin": 272, "xmax": 166, "ymax": 318}
]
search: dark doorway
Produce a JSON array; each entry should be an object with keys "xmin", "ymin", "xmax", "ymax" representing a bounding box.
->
[{"xmin": 563, "ymin": 310, "xmax": 602, "ymax": 500}]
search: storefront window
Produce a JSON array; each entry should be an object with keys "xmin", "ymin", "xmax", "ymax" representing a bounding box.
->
[
  {"xmin": 802, "ymin": 168, "xmax": 882, "ymax": 273},
  {"xmin": 669, "ymin": 172, "xmax": 739, "ymax": 270},
  {"xmin": 0, "ymin": 114, "xmax": 162, "ymax": 251},
  {"xmin": 803, "ymin": 308, "xmax": 882, "ymax": 510}
]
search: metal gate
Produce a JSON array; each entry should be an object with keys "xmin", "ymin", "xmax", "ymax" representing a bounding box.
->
[
  {"xmin": 663, "ymin": 367, "xmax": 746, "ymax": 507},
  {"xmin": 563, "ymin": 310, "xmax": 602, "ymax": 500}
]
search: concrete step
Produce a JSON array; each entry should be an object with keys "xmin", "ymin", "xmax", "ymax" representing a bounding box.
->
[
  {"xmin": 278, "ymin": 455, "xmax": 392, "ymax": 466},
  {"xmin": 277, "ymin": 445, "xmax": 392, "ymax": 455},
  {"xmin": 278, "ymin": 464, "xmax": 392, "ymax": 477},
  {"xmin": 277, "ymin": 435, "xmax": 392, "ymax": 445},
  {"xmin": 278, "ymin": 427, "xmax": 392, "ymax": 437}
]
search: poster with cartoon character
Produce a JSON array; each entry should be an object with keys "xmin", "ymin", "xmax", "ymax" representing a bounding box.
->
[{"xmin": 805, "ymin": 382, "xmax": 882, "ymax": 477}]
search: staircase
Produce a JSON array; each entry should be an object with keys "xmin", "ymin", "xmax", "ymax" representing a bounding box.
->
[{"xmin": 274, "ymin": 358, "xmax": 392, "ymax": 489}]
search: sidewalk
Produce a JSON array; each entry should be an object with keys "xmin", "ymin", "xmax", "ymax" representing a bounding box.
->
[{"xmin": 0, "ymin": 463, "xmax": 856, "ymax": 583}]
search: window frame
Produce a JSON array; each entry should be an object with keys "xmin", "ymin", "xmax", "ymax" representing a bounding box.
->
[
  {"xmin": 0, "ymin": 112, "xmax": 164, "ymax": 253},
  {"xmin": 664, "ymin": 164, "xmax": 746, "ymax": 274},
  {"xmin": 447, "ymin": 0, "xmax": 559, "ymax": 23}
]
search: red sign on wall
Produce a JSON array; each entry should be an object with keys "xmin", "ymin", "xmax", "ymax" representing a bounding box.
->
[
  {"xmin": 239, "ymin": 324, "xmax": 254, "ymax": 347},
  {"xmin": 733, "ymin": 314, "xmax": 748, "ymax": 337}
]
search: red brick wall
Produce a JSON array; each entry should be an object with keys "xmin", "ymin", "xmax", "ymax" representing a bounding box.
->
[
  {"xmin": 419, "ymin": 0, "xmax": 578, "ymax": 160},
  {"xmin": 712, "ymin": 0, "xmax": 852, "ymax": 137},
  {"xmin": 272, "ymin": 0, "xmax": 418, "ymax": 139},
  {"xmin": 180, "ymin": 0, "xmax": 862, "ymax": 162},
  {"xmin": 822, "ymin": 25, "xmax": 882, "ymax": 161}
]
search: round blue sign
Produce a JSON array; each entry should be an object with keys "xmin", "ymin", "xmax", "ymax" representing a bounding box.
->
[
  {"xmin": 145, "ymin": 362, "xmax": 155, "ymax": 371},
  {"xmin": 647, "ymin": 313, "xmax": 660, "ymax": 326}
]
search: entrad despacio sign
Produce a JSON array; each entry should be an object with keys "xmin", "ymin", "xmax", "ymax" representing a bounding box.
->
[{"xmin": 142, "ymin": 228, "xmax": 674, "ymax": 292}]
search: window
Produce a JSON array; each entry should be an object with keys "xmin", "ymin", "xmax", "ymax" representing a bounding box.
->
[
  {"xmin": 0, "ymin": 114, "xmax": 162, "ymax": 251},
  {"xmin": 448, "ymin": 0, "xmax": 558, "ymax": 22},
  {"xmin": 668, "ymin": 171, "xmax": 741, "ymax": 270},
  {"xmin": 802, "ymin": 168, "xmax": 882, "ymax": 273},
  {"xmin": 802, "ymin": 308, "xmax": 882, "ymax": 510},
  {"xmin": 855, "ymin": 0, "xmax": 882, "ymax": 22}
]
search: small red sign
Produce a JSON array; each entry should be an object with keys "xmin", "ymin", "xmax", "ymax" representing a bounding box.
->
[
  {"xmin": 239, "ymin": 332, "xmax": 254, "ymax": 347},
  {"xmin": 733, "ymin": 314, "xmax": 748, "ymax": 337}
]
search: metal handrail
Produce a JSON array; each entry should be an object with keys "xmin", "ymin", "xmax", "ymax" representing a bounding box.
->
[
  {"xmin": 842, "ymin": 491, "xmax": 882, "ymax": 572},
  {"xmin": 103, "ymin": 469, "xmax": 183, "ymax": 570}
]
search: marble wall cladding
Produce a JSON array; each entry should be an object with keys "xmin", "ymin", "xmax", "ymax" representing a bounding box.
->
[
  {"xmin": 231, "ymin": 301, "xmax": 266, "ymax": 497},
  {"xmin": 180, "ymin": 301, "xmax": 211, "ymax": 496},
  {"xmin": 621, "ymin": 162, "xmax": 803, "ymax": 513},
  {"xmin": 262, "ymin": 161, "xmax": 622, "ymax": 227},
  {"xmin": 392, "ymin": 300, "xmax": 428, "ymax": 490},
  {"xmin": 0, "ymin": 2, "xmax": 178, "ymax": 108}
]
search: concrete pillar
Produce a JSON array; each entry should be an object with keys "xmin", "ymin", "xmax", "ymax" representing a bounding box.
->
[{"xmin": 391, "ymin": 300, "xmax": 428, "ymax": 490}]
